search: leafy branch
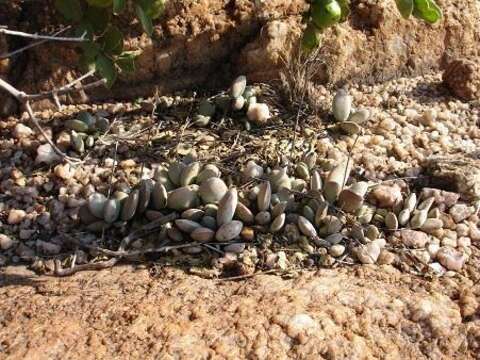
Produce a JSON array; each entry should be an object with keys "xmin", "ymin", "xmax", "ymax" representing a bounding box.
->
[
  {"xmin": 302, "ymin": 0, "xmax": 442, "ymax": 51},
  {"xmin": 54, "ymin": 0, "xmax": 165, "ymax": 87}
]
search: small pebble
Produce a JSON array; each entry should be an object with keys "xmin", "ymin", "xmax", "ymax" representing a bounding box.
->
[
  {"xmin": 329, "ymin": 244, "xmax": 345, "ymax": 257},
  {"xmin": 0, "ymin": 234, "xmax": 15, "ymax": 250},
  {"xmin": 7, "ymin": 209, "xmax": 26, "ymax": 225}
]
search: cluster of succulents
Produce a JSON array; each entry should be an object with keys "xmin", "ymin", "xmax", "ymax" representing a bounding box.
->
[
  {"xmin": 70, "ymin": 86, "xmax": 473, "ymax": 272},
  {"xmin": 331, "ymin": 88, "xmax": 371, "ymax": 135},
  {"xmin": 193, "ymin": 75, "xmax": 271, "ymax": 129},
  {"xmin": 75, "ymin": 147, "xmax": 376, "ymax": 254},
  {"xmin": 64, "ymin": 111, "xmax": 110, "ymax": 153}
]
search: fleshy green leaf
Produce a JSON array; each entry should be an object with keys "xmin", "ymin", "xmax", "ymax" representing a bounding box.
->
[
  {"xmin": 137, "ymin": 0, "xmax": 165, "ymax": 20},
  {"xmin": 55, "ymin": 0, "xmax": 83, "ymax": 22},
  {"xmin": 396, "ymin": 0, "xmax": 414, "ymax": 19},
  {"xmin": 113, "ymin": 0, "xmax": 126, "ymax": 14},
  {"xmin": 135, "ymin": 4, "xmax": 154, "ymax": 36},
  {"xmin": 96, "ymin": 54, "xmax": 117, "ymax": 88},
  {"xmin": 103, "ymin": 26, "xmax": 123, "ymax": 55},
  {"xmin": 337, "ymin": 0, "xmax": 350, "ymax": 22},
  {"xmin": 413, "ymin": 0, "xmax": 442, "ymax": 23},
  {"xmin": 310, "ymin": 0, "xmax": 342, "ymax": 30},
  {"xmin": 302, "ymin": 23, "xmax": 322, "ymax": 52}
]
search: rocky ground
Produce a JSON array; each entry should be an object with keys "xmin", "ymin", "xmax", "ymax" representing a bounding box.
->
[
  {"xmin": 0, "ymin": 263, "xmax": 479, "ymax": 359},
  {"xmin": 1, "ymin": 70, "xmax": 480, "ymax": 358}
]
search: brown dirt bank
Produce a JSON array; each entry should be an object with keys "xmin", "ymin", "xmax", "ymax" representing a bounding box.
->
[{"xmin": 1, "ymin": 0, "xmax": 480, "ymax": 114}]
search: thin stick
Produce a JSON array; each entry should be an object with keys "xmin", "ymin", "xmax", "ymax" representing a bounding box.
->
[
  {"xmin": 0, "ymin": 27, "xmax": 87, "ymax": 42},
  {"xmin": 25, "ymin": 101, "xmax": 81, "ymax": 164},
  {"xmin": 0, "ymin": 77, "xmax": 105, "ymax": 103},
  {"xmin": 0, "ymin": 27, "xmax": 71, "ymax": 60},
  {"xmin": 54, "ymin": 258, "xmax": 118, "ymax": 277}
]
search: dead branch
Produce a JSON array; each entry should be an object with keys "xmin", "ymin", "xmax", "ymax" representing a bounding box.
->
[
  {"xmin": 0, "ymin": 27, "xmax": 71, "ymax": 60},
  {"xmin": 0, "ymin": 27, "xmax": 87, "ymax": 42},
  {"xmin": 54, "ymin": 258, "xmax": 118, "ymax": 277}
]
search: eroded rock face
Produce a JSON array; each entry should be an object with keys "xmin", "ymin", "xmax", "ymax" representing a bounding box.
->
[
  {"xmin": 1, "ymin": 0, "xmax": 479, "ymax": 113},
  {"xmin": 443, "ymin": 58, "xmax": 480, "ymax": 100}
]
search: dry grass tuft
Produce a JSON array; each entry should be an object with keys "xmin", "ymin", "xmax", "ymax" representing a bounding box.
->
[{"xmin": 274, "ymin": 45, "xmax": 329, "ymax": 123}]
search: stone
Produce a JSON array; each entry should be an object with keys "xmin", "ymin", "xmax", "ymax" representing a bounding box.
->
[
  {"xmin": 287, "ymin": 314, "xmax": 318, "ymax": 340},
  {"xmin": 329, "ymin": 244, "xmax": 345, "ymax": 257},
  {"xmin": 7, "ymin": 209, "xmax": 26, "ymax": 225},
  {"xmin": 443, "ymin": 58, "xmax": 480, "ymax": 101},
  {"xmin": 35, "ymin": 143, "xmax": 61, "ymax": 164},
  {"xmin": 369, "ymin": 184, "xmax": 402, "ymax": 208},
  {"xmin": 420, "ymin": 188, "xmax": 460, "ymax": 210},
  {"xmin": 399, "ymin": 229, "xmax": 429, "ymax": 248},
  {"xmin": 247, "ymin": 103, "xmax": 270, "ymax": 124},
  {"xmin": 240, "ymin": 227, "xmax": 255, "ymax": 242},
  {"xmin": 355, "ymin": 242, "xmax": 381, "ymax": 264},
  {"xmin": 13, "ymin": 123, "xmax": 34, "ymax": 139},
  {"xmin": 377, "ymin": 250, "xmax": 395, "ymax": 265},
  {"xmin": 457, "ymin": 237, "xmax": 471, "ymax": 247},
  {"xmin": 0, "ymin": 234, "xmax": 15, "ymax": 250},
  {"xmin": 53, "ymin": 164, "xmax": 74, "ymax": 180},
  {"xmin": 420, "ymin": 218, "xmax": 443, "ymax": 233},
  {"xmin": 449, "ymin": 204, "xmax": 474, "ymax": 223},
  {"xmin": 436, "ymin": 247, "xmax": 466, "ymax": 271},
  {"xmin": 36, "ymin": 240, "xmax": 61, "ymax": 255}
]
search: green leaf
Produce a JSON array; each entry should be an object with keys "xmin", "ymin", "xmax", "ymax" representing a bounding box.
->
[
  {"xmin": 395, "ymin": 0, "xmax": 414, "ymax": 19},
  {"xmin": 103, "ymin": 26, "xmax": 123, "ymax": 55},
  {"xmin": 137, "ymin": 0, "xmax": 165, "ymax": 19},
  {"xmin": 84, "ymin": 6, "xmax": 111, "ymax": 33},
  {"xmin": 81, "ymin": 41, "xmax": 101, "ymax": 60},
  {"xmin": 302, "ymin": 23, "xmax": 321, "ymax": 52},
  {"xmin": 413, "ymin": 0, "xmax": 442, "ymax": 23},
  {"xmin": 337, "ymin": 0, "xmax": 350, "ymax": 22},
  {"xmin": 96, "ymin": 54, "xmax": 117, "ymax": 88},
  {"xmin": 310, "ymin": 0, "xmax": 342, "ymax": 30},
  {"xmin": 135, "ymin": 4, "xmax": 154, "ymax": 36},
  {"xmin": 113, "ymin": 0, "xmax": 126, "ymax": 14},
  {"xmin": 55, "ymin": 0, "xmax": 83, "ymax": 22}
]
